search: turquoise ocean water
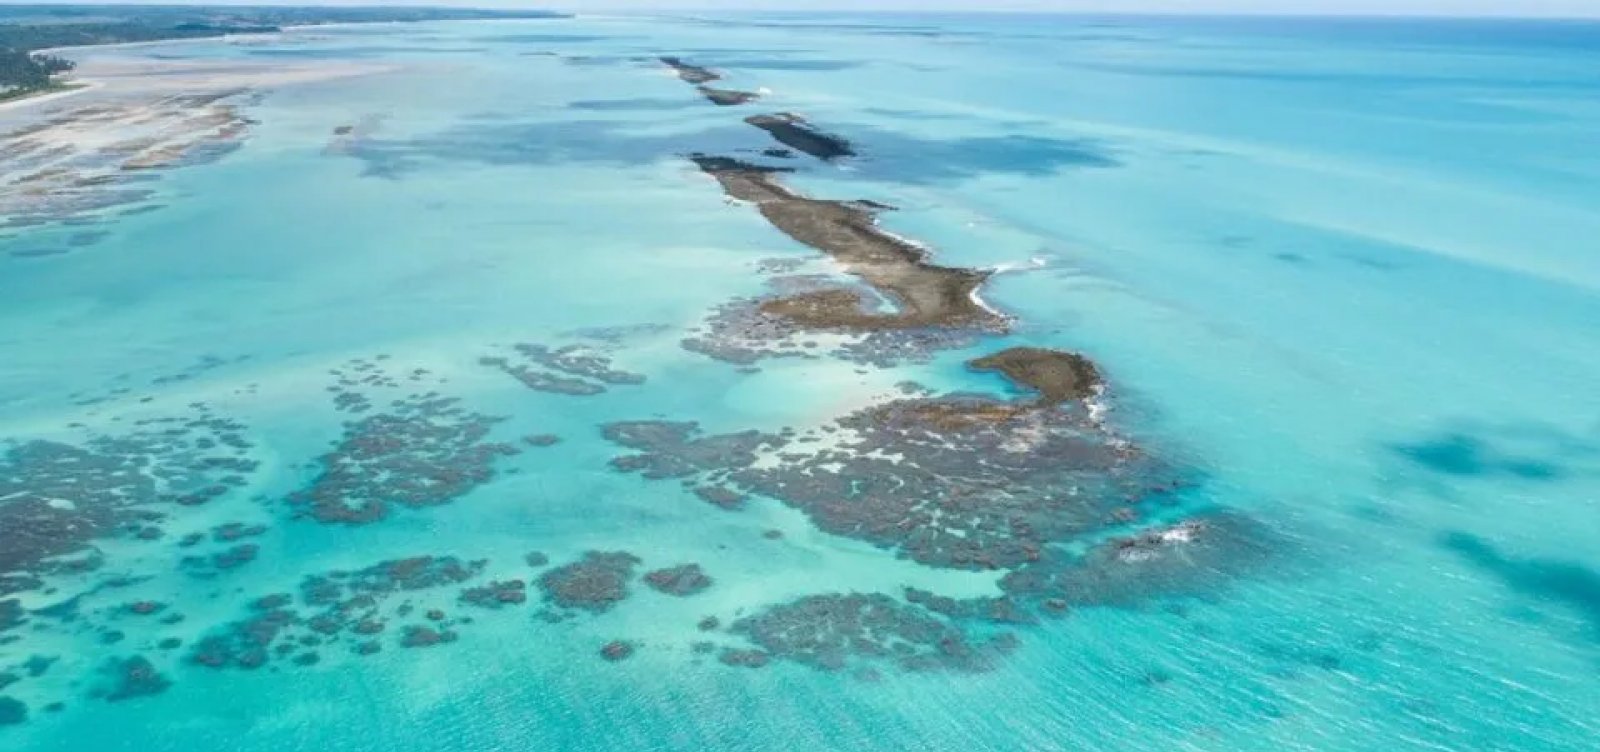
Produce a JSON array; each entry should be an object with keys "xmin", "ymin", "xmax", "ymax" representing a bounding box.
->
[{"xmin": 2, "ymin": 13, "xmax": 1598, "ymax": 751}]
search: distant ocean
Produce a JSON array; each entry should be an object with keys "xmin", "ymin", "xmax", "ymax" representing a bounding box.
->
[{"xmin": 1, "ymin": 13, "xmax": 1598, "ymax": 752}]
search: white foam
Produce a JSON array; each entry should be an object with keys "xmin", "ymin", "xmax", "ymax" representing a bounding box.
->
[{"xmin": 986, "ymin": 256, "xmax": 1049, "ymax": 275}]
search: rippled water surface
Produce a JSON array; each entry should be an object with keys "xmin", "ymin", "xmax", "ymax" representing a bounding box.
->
[{"xmin": 1, "ymin": 13, "xmax": 1598, "ymax": 751}]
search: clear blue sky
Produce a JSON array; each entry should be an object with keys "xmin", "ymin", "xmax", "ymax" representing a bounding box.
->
[{"xmin": 17, "ymin": 0, "xmax": 1600, "ymax": 18}]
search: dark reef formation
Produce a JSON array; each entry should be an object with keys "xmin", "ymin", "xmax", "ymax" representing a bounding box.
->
[
  {"xmin": 969, "ymin": 347, "xmax": 1102, "ymax": 405},
  {"xmin": 700, "ymin": 87, "xmax": 760, "ymax": 106},
  {"xmin": 608, "ymin": 62, "xmax": 1277, "ymax": 673},
  {"xmin": 537, "ymin": 551, "xmax": 640, "ymax": 613},
  {"xmin": 600, "ymin": 640, "xmax": 635, "ymax": 661},
  {"xmin": 98, "ymin": 656, "xmax": 170, "ymax": 702},
  {"xmin": 689, "ymin": 156, "xmax": 998, "ymax": 331},
  {"xmin": 0, "ymin": 696, "xmax": 26, "ymax": 725},
  {"xmin": 400, "ymin": 625, "xmax": 457, "ymax": 648},
  {"xmin": 729, "ymin": 593, "xmax": 1015, "ymax": 673},
  {"xmin": 659, "ymin": 56, "xmax": 760, "ymax": 106},
  {"xmin": 460, "ymin": 579, "xmax": 528, "ymax": 608},
  {"xmin": 997, "ymin": 514, "xmax": 1275, "ymax": 608},
  {"xmin": 717, "ymin": 648, "xmax": 770, "ymax": 668},
  {"xmin": 0, "ymin": 55, "xmax": 1283, "ymax": 704},
  {"xmin": 676, "ymin": 156, "xmax": 1004, "ymax": 366},
  {"xmin": 605, "ymin": 346, "xmax": 1155, "ymax": 573},
  {"xmin": 193, "ymin": 555, "xmax": 486, "ymax": 670},
  {"xmin": 643, "ymin": 564, "xmax": 713, "ymax": 597},
  {"xmin": 481, "ymin": 341, "xmax": 646, "ymax": 397},
  {"xmin": 654, "ymin": 57, "xmax": 1012, "ymax": 366},
  {"xmin": 0, "ymin": 405, "xmax": 256, "ymax": 597},
  {"xmin": 287, "ymin": 394, "xmax": 519, "ymax": 524},
  {"xmin": 745, "ymin": 113, "xmax": 855, "ymax": 161},
  {"xmin": 660, "ymin": 56, "xmax": 719, "ymax": 85}
]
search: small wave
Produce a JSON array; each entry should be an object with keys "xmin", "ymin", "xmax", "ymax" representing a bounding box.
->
[{"xmin": 987, "ymin": 256, "xmax": 1049, "ymax": 275}]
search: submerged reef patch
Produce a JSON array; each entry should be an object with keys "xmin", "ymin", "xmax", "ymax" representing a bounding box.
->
[
  {"xmin": 1440, "ymin": 532, "xmax": 1600, "ymax": 641},
  {"xmin": 193, "ymin": 555, "xmax": 486, "ymax": 670},
  {"xmin": 607, "ymin": 347, "xmax": 1155, "ymax": 573},
  {"xmin": 728, "ymin": 593, "xmax": 1016, "ymax": 673},
  {"xmin": 0, "ymin": 696, "xmax": 26, "ymax": 725},
  {"xmin": 600, "ymin": 640, "xmax": 636, "ymax": 661},
  {"xmin": 287, "ymin": 394, "xmax": 519, "ymax": 524},
  {"xmin": 481, "ymin": 340, "xmax": 646, "ymax": 397},
  {"xmin": 647, "ymin": 60, "xmax": 1269, "ymax": 634},
  {"xmin": 537, "ymin": 551, "xmax": 641, "ymax": 613},
  {"xmin": 0, "ymin": 406, "xmax": 257, "ymax": 597},
  {"xmin": 996, "ymin": 514, "xmax": 1277, "ymax": 608},
  {"xmin": 644, "ymin": 564, "xmax": 714, "ymax": 597},
  {"xmin": 98, "ymin": 656, "xmax": 171, "ymax": 702},
  {"xmin": 460, "ymin": 579, "xmax": 528, "ymax": 609}
]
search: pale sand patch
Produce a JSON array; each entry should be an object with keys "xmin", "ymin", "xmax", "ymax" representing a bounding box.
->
[
  {"xmin": 0, "ymin": 55, "xmax": 396, "ymax": 233},
  {"xmin": 0, "ymin": 81, "xmax": 101, "ymax": 114},
  {"xmin": 66, "ymin": 56, "xmax": 396, "ymax": 97}
]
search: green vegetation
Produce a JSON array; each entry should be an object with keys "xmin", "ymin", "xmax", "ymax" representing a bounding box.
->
[
  {"xmin": 1, "ymin": 49, "xmax": 74, "ymax": 96},
  {"xmin": 0, "ymin": 4, "xmax": 566, "ymax": 97}
]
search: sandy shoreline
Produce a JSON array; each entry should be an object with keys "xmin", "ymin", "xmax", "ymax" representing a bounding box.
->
[
  {"xmin": 0, "ymin": 81, "xmax": 101, "ymax": 113},
  {"xmin": 9, "ymin": 23, "xmax": 404, "ymax": 114},
  {"xmin": 0, "ymin": 43, "xmax": 393, "ymax": 240}
]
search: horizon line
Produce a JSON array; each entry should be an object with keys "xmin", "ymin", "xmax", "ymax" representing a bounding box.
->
[
  {"xmin": 9, "ymin": 2, "xmax": 1600, "ymax": 22},
  {"xmin": 3, "ymin": 2, "xmax": 1600, "ymax": 22}
]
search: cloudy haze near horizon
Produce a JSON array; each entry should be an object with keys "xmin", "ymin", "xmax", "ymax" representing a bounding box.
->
[{"xmin": 9, "ymin": 0, "xmax": 1600, "ymax": 18}]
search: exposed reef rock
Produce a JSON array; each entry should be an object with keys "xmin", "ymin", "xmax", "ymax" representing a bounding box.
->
[
  {"xmin": 700, "ymin": 87, "xmax": 760, "ymax": 106},
  {"xmin": 660, "ymin": 64, "xmax": 1022, "ymax": 368},
  {"xmin": 745, "ymin": 113, "xmax": 856, "ymax": 161},
  {"xmin": 969, "ymin": 347, "xmax": 1102, "ymax": 405},
  {"xmin": 687, "ymin": 155, "xmax": 1003, "ymax": 342},
  {"xmin": 659, "ymin": 57, "xmax": 760, "ymax": 105},
  {"xmin": 660, "ymin": 56, "xmax": 720, "ymax": 84}
]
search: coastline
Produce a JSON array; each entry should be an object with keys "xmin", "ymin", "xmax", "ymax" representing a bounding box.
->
[
  {"xmin": 8, "ymin": 13, "xmax": 564, "ymax": 113},
  {"xmin": 0, "ymin": 47, "xmax": 393, "ymax": 238},
  {"xmin": 0, "ymin": 81, "xmax": 95, "ymax": 112},
  {"xmin": 14, "ymin": 34, "xmax": 265, "ymax": 114}
]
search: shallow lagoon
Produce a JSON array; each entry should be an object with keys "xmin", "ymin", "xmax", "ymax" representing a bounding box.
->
[{"xmin": 1, "ymin": 13, "xmax": 1597, "ymax": 751}]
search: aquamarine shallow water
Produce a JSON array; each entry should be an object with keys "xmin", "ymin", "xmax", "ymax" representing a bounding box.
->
[{"xmin": 2, "ymin": 13, "xmax": 1598, "ymax": 751}]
